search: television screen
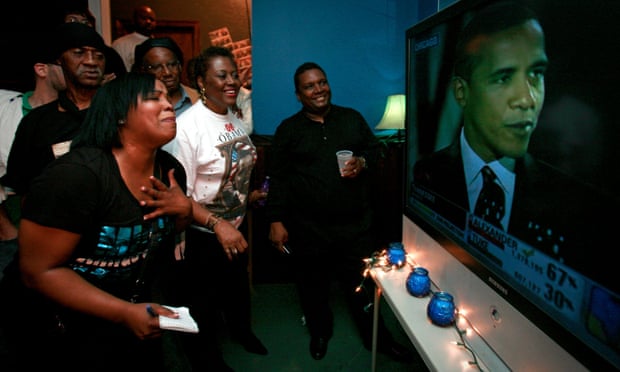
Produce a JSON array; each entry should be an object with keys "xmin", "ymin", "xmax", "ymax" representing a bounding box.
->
[{"xmin": 404, "ymin": 0, "xmax": 620, "ymax": 369}]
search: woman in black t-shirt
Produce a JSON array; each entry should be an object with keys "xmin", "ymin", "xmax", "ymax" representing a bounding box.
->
[{"xmin": 0, "ymin": 73, "xmax": 192, "ymax": 372}]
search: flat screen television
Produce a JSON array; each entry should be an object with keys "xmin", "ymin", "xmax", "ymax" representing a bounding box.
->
[{"xmin": 404, "ymin": 0, "xmax": 620, "ymax": 370}]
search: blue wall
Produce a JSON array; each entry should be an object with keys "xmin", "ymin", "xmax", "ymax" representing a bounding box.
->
[{"xmin": 252, "ymin": 0, "xmax": 423, "ymax": 135}]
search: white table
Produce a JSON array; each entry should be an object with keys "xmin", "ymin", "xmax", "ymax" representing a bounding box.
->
[{"xmin": 369, "ymin": 266, "xmax": 503, "ymax": 372}]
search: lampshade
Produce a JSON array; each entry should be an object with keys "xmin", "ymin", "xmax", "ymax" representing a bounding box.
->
[{"xmin": 375, "ymin": 94, "xmax": 405, "ymax": 130}]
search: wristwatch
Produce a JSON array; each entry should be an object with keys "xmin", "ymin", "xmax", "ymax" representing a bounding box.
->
[
  {"xmin": 205, "ymin": 214, "xmax": 222, "ymax": 230},
  {"xmin": 359, "ymin": 156, "xmax": 367, "ymax": 169}
]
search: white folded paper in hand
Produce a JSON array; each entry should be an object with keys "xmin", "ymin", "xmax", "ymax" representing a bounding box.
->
[{"xmin": 159, "ymin": 306, "xmax": 199, "ymax": 333}]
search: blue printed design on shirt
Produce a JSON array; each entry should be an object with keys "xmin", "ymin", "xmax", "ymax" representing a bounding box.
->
[{"xmin": 70, "ymin": 216, "xmax": 172, "ymax": 284}]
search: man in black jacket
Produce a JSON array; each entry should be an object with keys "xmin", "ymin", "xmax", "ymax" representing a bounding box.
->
[{"xmin": 266, "ymin": 62, "xmax": 413, "ymax": 362}]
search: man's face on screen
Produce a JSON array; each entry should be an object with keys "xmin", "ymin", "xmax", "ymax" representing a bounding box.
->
[{"xmin": 456, "ymin": 20, "xmax": 548, "ymax": 162}]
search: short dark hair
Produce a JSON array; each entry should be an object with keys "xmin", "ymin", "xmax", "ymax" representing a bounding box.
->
[
  {"xmin": 189, "ymin": 46, "xmax": 236, "ymax": 88},
  {"xmin": 454, "ymin": 1, "xmax": 541, "ymax": 81},
  {"xmin": 293, "ymin": 62, "xmax": 326, "ymax": 92},
  {"xmin": 72, "ymin": 72, "xmax": 157, "ymax": 150}
]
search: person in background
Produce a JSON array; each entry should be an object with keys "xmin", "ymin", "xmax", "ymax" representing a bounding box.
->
[
  {"xmin": 0, "ymin": 36, "xmax": 67, "ymax": 280},
  {"xmin": 60, "ymin": 6, "xmax": 126, "ymax": 85},
  {"xmin": 239, "ymin": 64, "xmax": 252, "ymax": 90},
  {"xmin": 265, "ymin": 62, "xmax": 414, "ymax": 362},
  {"xmin": 172, "ymin": 46, "xmax": 267, "ymax": 371},
  {"xmin": 62, "ymin": 5, "xmax": 96, "ymax": 25},
  {"xmin": 0, "ymin": 72, "xmax": 192, "ymax": 371},
  {"xmin": 231, "ymin": 84, "xmax": 252, "ymax": 135},
  {"xmin": 112, "ymin": 5, "xmax": 157, "ymax": 72},
  {"xmin": 132, "ymin": 36, "xmax": 199, "ymax": 305},
  {"xmin": 113, "ymin": 19, "xmax": 129, "ymax": 40},
  {"xmin": 231, "ymin": 65, "xmax": 253, "ymax": 134},
  {"xmin": 133, "ymin": 37, "xmax": 199, "ymax": 144},
  {"xmin": 1, "ymin": 22, "xmax": 106, "ymax": 198}
]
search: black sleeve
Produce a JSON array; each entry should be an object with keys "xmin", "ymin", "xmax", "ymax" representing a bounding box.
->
[
  {"xmin": 2, "ymin": 110, "xmax": 46, "ymax": 194},
  {"xmin": 21, "ymin": 159, "xmax": 101, "ymax": 234}
]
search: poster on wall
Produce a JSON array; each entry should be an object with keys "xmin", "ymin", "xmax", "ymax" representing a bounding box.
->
[{"xmin": 209, "ymin": 26, "xmax": 252, "ymax": 87}]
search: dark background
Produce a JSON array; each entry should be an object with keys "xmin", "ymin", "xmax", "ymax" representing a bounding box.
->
[{"xmin": 1, "ymin": 1, "xmax": 90, "ymax": 92}]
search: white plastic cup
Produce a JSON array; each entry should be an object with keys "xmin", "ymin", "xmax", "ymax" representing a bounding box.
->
[{"xmin": 336, "ymin": 150, "xmax": 353, "ymax": 175}]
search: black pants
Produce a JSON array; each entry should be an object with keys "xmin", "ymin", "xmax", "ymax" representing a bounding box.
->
[
  {"xmin": 172, "ymin": 227, "xmax": 253, "ymax": 370},
  {"xmin": 0, "ymin": 260, "xmax": 167, "ymax": 372},
  {"xmin": 288, "ymin": 219, "xmax": 393, "ymax": 345}
]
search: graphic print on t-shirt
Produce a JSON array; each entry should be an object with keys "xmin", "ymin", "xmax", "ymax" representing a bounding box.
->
[
  {"xmin": 211, "ymin": 136, "xmax": 257, "ymax": 227},
  {"xmin": 70, "ymin": 216, "xmax": 172, "ymax": 285}
]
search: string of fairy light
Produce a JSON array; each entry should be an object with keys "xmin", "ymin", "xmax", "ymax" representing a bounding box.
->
[{"xmin": 356, "ymin": 247, "xmax": 485, "ymax": 371}]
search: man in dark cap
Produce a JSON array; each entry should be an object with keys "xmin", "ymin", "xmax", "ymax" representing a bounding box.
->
[
  {"xmin": 1, "ymin": 22, "xmax": 106, "ymax": 197},
  {"xmin": 134, "ymin": 37, "xmax": 199, "ymax": 119},
  {"xmin": 60, "ymin": 6, "xmax": 126, "ymax": 84}
]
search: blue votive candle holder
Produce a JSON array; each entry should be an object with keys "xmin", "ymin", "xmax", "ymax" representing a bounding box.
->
[
  {"xmin": 406, "ymin": 267, "xmax": 431, "ymax": 297},
  {"xmin": 427, "ymin": 291, "xmax": 456, "ymax": 326},
  {"xmin": 387, "ymin": 242, "xmax": 406, "ymax": 267}
]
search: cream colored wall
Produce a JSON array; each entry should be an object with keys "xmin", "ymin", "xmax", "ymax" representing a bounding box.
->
[
  {"xmin": 89, "ymin": 0, "xmax": 112, "ymax": 44},
  {"xmin": 109, "ymin": 0, "xmax": 251, "ymax": 57}
]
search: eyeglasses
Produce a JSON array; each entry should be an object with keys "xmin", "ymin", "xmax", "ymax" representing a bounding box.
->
[
  {"xmin": 65, "ymin": 15, "xmax": 93, "ymax": 27},
  {"xmin": 145, "ymin": 60, "xmax": 181, "ymax": 74}
]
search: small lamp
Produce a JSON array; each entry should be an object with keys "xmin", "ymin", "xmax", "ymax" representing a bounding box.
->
[{"xmin": 375, "ymin": 94, "xmax": 405, "ymax": 142}]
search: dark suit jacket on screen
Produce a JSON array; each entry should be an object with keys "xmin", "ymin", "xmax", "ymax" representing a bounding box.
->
[{"xmin": 411, "ymin": 139, "xmax": 616, "ymax": 286}]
